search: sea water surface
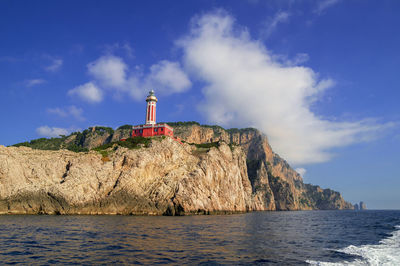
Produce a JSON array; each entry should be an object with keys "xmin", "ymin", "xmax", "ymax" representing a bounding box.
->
[{"xmin": 0, "ymin": 210, "xmax": 399, "ymax": 265}]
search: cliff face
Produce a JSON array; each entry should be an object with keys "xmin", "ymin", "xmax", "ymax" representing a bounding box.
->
[
  {"xmin": 0, "ymin": 139, "xmax": 254, "ymax": 215},
  {"xmin": 171, "ymin": 124, "xmax": 353, "ymax": 211},
  {"xmin": 5, "ymin": 123, "xmax": 353, "ymax": 214}
]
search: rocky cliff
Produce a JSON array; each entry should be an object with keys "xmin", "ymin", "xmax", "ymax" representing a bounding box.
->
[
  {"xmin": 0, "ymin": 139, "xmax": 254, "ymax": 215},
  {"xmin": 169, "ymin": 123, "xmax": 353, "ymax": 211},
  {"xmin": 4, "ymin": 123, "xmax": 353, "ymax": 215}
]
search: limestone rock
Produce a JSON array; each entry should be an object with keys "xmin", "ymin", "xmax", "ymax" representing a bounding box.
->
[
  {"xmin": 111, "ymin": 128, "xmax": 133, "ymax": 142},
  {"xmin": 171, "ymin": 124, "xmax": 351, "ymax": 211},
  {"xmin": 0, "ymin": 139, "xmax": 253, "ymax": 215},
  {"xmin": 5, "ymin": 123, "xmax": 353, "ymax": 214}
]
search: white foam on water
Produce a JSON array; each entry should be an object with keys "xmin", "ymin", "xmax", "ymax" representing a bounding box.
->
[{"xmin": 307, "ymin": 225, "xmax": 400, "ymax": 266}]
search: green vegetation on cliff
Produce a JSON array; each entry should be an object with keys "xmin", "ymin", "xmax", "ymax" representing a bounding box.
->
[
  {"xmin": 165, "ymin": 121, "xmax": 257, "ymax": 134},
  {"xmin": 226, "ymin": 127, "xmax": 258, "ymax": 134},
  {"xmin": 12, "ymin": 136, "xmax": 88, "ymax": 152},
  {"xmin": 13, "ymin": 137, "xmax": 66, "ymax": 150},
  {"xmin": 91, "ymin": 136, "xmax": 152, "ymax": 162},
  {"xmin": 93, "ymin": 136, "xmax": 153, "ymax": 152},
  {"xmin": 163, "ymin": 121, "xmax": 200, "ymax": 127},
  {"xmin": 192, "ymin": 142, "xmax": 220, "ymax": 149},
  {"xmin": 117, "ymin": 124, "xmax": 133, "ymax": 130},
  {"xmin": 189, "ymin": 141, "xmax": 220, "ymax": 155},
  {"xmin": 12, "ymin": 126, "xmax": 116, "ymax": 152}
]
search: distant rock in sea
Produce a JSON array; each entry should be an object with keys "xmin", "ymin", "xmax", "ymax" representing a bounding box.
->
[
  {"xmin": 354, "ymin": 203, "xmax": 359, "ymax": 210},
  {"xmin": 360, "ymin": 201, "xmax": 367, "ymax": 210}
]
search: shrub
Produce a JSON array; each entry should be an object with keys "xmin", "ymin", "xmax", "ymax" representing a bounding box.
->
[
  {"xmin": 193, "ymin": 142, "xmax": 220, "ymax": 149},
  {"xmin": 98, "ymin": 150, "xmax": 109, "ymax": 158},
  {"xmin": 201, "ymin": 124, "xmax": 225, "ymax": 131},
  {"xmin": 164, "ymin": 121, "xmax": 200, "ymax": 127},
  {"xmin": 93, "ymin": 136, "xmax": 152, "ymax": 152},
  {"xmin": 12, "ymin": 136, "xmax": 67, "ymax": 150},
  {"xmin": 117, "ymin": 125, "xmax": 133, "ymax": 130},
  {"xmin": 66, "ymin": 144, "xmax": 88, "ymax": 153},
  {"xmin": 89, "ymin": 126, "xmax": 114, "ymax": 136},
  {"xmin": 228, "ymin": 143, "xmax": 238, "ymax": 152},
  {"xmin": 189, "ymin": 141, "xmax": 220, "ymax": 156},
  {"xmin": 226, "ymin": 127, "xmax": 257, "ymax": 134}
]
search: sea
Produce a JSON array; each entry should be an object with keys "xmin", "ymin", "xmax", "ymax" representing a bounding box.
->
[{"xmin": 0, "ymin": 210, "xmax": 399, "ymax": 265}]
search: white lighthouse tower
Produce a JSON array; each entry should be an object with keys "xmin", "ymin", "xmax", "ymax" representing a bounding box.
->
[{"xmin": 145, "ymin": 90, "xmax": 158, "ymax": 125}]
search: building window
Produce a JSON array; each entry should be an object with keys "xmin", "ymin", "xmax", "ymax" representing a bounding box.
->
[
  {"xmin": 154, "ymin": 128, "xmax": 158, "ymax": 132},
  {"xmin": 161, "ymin": 128, "xmax": 163, "ymax": 131},
  {"xmin": 140, "ymin": 129, "xmax": 143, "ymax": 133}
]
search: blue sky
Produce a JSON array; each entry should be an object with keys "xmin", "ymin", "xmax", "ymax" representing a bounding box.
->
[{"xmin": 0, "ymin": 0, "xmax": 399, "ymax": 209}]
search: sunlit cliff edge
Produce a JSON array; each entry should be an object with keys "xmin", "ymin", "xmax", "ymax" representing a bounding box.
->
[{"xmin": 0, "ymin": 123, "xmax": 353, "ymax": 215}]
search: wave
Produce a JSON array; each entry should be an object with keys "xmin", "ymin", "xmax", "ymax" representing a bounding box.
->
[{"xmin": 307, "ymin": 225, "xmax": 400, "ymax": 266}]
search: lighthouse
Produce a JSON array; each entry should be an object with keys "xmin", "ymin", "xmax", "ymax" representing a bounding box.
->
[
  {"xmin": 145, "ymin": 90, "xmax": 157, "ymax": 125},
  {"xmin": 131, "ymin": 90, "xmax": 174, "ymax": 138}
]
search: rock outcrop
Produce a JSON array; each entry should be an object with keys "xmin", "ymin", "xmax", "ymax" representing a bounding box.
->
[
  {"xmin": 170, "ymin": 124, "xmax": 353, "ymax": 211},
  {"xmin": 5, "ymin": 123, "xmax": 353, "ymax": 214},
  {"xmin": 0, "ymin": 139, "xmax": 254, "ymax": 215}
]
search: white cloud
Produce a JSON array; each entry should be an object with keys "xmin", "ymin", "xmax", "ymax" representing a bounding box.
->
[
  {"xmin": 295, "ymin": 168, "xmax": 306, "ymax": 177},
  {"xmin": 148, "ymin": 61, "xmax": 192, "ymax": 94},
  {"xmin": 36, "ymin": 126, "xmax": 70, "ymax": 138},
  {"xmin": 178, "ymin": 11, "xmax": 390, "ymax": 165},
  {"xmin": 128, "ymin": 60, "xmax": 191, "ymax": 100},
  {"xmin": 45, "ymin": 58, "xmax": 63, "ymax": 72},
  {"xmin": 26, "ymin": 79, "xmax": 46, "ymax": 87},
  {"xmin": 83, "ymin": 55, "xmax": 191, "ymax": 101},
  {"xmin": 47, "ymin": 107, "xmax": 67, "ymax": 117},
  {"xmin": 288, "ymin": 53, "xmax": 310, "ymax": 66},
  {"xmin": 122, "ymin": 43, "xmax": 134, "ymax": 58},
  {"xmin": 68, "ymin": 106, "xmax": 84, "ymax": 120},
  {"xmin": 68, "ymin": 82, "xmax": 103, "ymax": 103},
  {"xmin": 87, "ymin": 55, "xmax": 127, "ymax": 89},
  {"xmin": 272, "ymin": 53, "xmax": 310, "ymax": 67},
  {"xmin": 103, "ymin": 42, "xmax": 134, "ymax": 58},
  {"xmin": 314, "ymin": 0, "xmax": 341, "ymax": 15},
  {"xmin": 261, "ymin": 11, "xmax": 290, "ymax": 39},
  {"xmin": 47, "ymin": 105, "xmax": 84, "ymax": 121}
]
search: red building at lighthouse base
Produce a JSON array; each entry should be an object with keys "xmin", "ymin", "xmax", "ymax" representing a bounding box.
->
[{"xmin": 132, "ymin": 123, "xmax": 173, "ymax": 138}]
